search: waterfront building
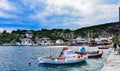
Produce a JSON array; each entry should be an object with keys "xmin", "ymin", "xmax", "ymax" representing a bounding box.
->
[
  {"xmin": 21, "ymin": 38, "xmax": 32, "ymax": 45},
  {"xmin": 75, "ymin": 37, "xmax": 87, "ymax": 44},
  {"xmin": 55, "ymin": 39, "xmax": 65, "ymax": 45},
  {"xmin": 94, "ymin": 38, "xmax": 102, "ymax": 45},
  {"xmin": 37, "ymin": 37, "xmax": 52, "ymax": 45}
]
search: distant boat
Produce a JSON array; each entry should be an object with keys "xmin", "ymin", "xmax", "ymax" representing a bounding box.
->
[
  {"xmin": 101, "ymin": 39, "xmax": 111, "ymax": 45},
  {"xmin": 38, "ymin": 47, "xmax": 87, "ymax": 65},
  {"xmin": 98, "ymin": 46, "xmax": 109, "ymax": 49},
  {"xmin": 89, "ymin": 40, "xmax": 97, "ymax": 46},
  {"xmin": 75, "ymin": 50, "xmax": 103, "ymax": 58},
  {"xmin": 87, "ymin": 51, "xmax": 103, "ymax": 58}
]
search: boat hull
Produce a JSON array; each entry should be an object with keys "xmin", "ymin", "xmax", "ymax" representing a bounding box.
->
[
  {"xmin": 98, "ymin": 45, "xmax": 110, "ymax": 49},
  {"xmin": 98, "ymin": 47, "xmax": 109, "ymax": 49},
  {"xmin": 39, "ymin": 58, "xmax": 86, "ymax": 65},
  {"xmin": 88, "ymin": 53, "xmax": 103, "ymax": 58},
  {"xmin": 75, "ymin": 51, "xmax": 103, "ymax": 58}
]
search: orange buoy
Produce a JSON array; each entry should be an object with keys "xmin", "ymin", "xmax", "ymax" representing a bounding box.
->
[{"xmin": 28, "ymin": 61, "xmax": 32, "ymax": 66}]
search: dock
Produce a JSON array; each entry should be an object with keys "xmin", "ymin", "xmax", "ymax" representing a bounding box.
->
[{"xmin": 101, "ymin": 49, "xmax": 120, "ymax": 71}]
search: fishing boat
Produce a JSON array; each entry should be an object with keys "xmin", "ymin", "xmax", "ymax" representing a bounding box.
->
[
  {"xmin": 38, "ymin": 47, "xmax": 87, "ymax": 65},
  {"xmin": 98, "ymin": 46, "xmax": 109, "ymax": 49},
  {"xmin": 75, "ymin": 50, "xmax": 103, "ymax": 58},
  {"xmin": 87, "ymin": 51, "xmax": 103, "ymax": 58}
]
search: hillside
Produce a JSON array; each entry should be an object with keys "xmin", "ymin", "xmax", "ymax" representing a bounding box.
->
[
  {"xmin": 74, "ymin": 22, "xmax": 120, "ymax": 38},
  {"xmin": 75, "ymin": 22, "xmax": 120, "ymax": 32},
  {"xmin": 0, "ymin": 22, "xmax": 120, "ymax": 45}
]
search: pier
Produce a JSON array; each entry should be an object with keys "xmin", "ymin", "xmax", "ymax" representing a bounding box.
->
[{"xmin": 101, "ymin": 49, "xmax": 120, "ymax": 71}]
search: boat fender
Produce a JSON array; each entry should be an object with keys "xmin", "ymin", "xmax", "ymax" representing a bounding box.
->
[
  {"xmin": 78, "ymin": 55, "xmax": 84, "ymax": 58},
  {"xmin": 81, "ymin": 55, "xmax": 83, "ymax": 58},
  {"xmin": 55, "ymin": 59, "xmax": 57, "ymax": 62}
]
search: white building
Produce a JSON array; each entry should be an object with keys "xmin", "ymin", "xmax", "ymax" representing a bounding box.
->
[
  {"xmin": 55, "ymin": 39, "xmax": 64, "ymax": 45},
  {"xmin": 25, "ymin": 31, "xmax": 33, "ymax": 38},
  {"xmin": 95, "ymin": 38, "xmax": 102, "ymax": 45},
  {"xmin": 21, "ymin": 38, "xmax": 32, "ymax": 45},
  {"xmin": 37, "ymin": 37, "xmax": 52, "ymax": 45},
  {"xmin": 75, "ymin": 37, "xmax": 87, "ymax": 44}
]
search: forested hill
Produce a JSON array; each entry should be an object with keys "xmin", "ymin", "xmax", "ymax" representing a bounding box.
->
[
  {"xmin": 74, "ymin": 22, "xmax": 120, "ymax": 38},
  {"xmin": 75, "ymin": 22, "xmax": 120, "ymax": 32},
  {"xmin": 0, "ymin": 22, "xmax": 119, "ymax": 45}
]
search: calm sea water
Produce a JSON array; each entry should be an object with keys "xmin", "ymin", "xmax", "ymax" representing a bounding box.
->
[{"xmin": 0, "ymin": 46, "xmax": 112, "ymax": 71}]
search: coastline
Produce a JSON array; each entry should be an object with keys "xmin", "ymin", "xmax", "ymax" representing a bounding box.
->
[
  {"xmin": 101, "ymin": 49, "xmax": 120, "ymax": 71},
  {"xmin": 0, "ymin": 44, "xmax": 88, "ymax": 46}
]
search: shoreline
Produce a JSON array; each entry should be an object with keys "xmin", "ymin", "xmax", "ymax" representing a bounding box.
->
[{"xmin": 0, "ymin": 44, "xmax": 89, "ymax": 47}]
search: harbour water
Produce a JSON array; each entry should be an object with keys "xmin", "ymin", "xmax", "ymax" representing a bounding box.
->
[{"xmin": 0, "ymin": 46, "xmax": 112, "ymax": 71}]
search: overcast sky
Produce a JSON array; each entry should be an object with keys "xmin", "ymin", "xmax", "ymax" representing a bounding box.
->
[{"xmin": 0, "ymin": 0, "xmax": 120, "ymax": 32}]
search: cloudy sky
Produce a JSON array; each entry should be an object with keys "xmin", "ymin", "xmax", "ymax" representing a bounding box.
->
[{"xmin": 0, "ymin": 0, "xmax": 120, "ymax": 32}]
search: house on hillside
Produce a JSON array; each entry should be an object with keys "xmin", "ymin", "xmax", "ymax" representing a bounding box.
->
[
  {"xmin": 55, "ymin": 39, "xmax": 64, "ymax": 45},
  {"xmin": 21, "ymin": 38, "xmax": 32, "ymax": 45},
  {"xmin": 26, "ymin": 31, "xmax": 33, "ymax": 38},
  {"xmin": 37, "ymin": 37, "xmax": 52, "ymax": 45}
]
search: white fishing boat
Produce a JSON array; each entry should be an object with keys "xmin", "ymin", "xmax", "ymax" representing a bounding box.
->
[{"xmin": 38, "ymin": 47, "xmax": 87, "ymax": 64}]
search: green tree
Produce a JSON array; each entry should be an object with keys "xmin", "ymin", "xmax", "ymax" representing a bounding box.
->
[{"xmin": 112, "ymin": 32, "xmax": 120, "ymax": 43}]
